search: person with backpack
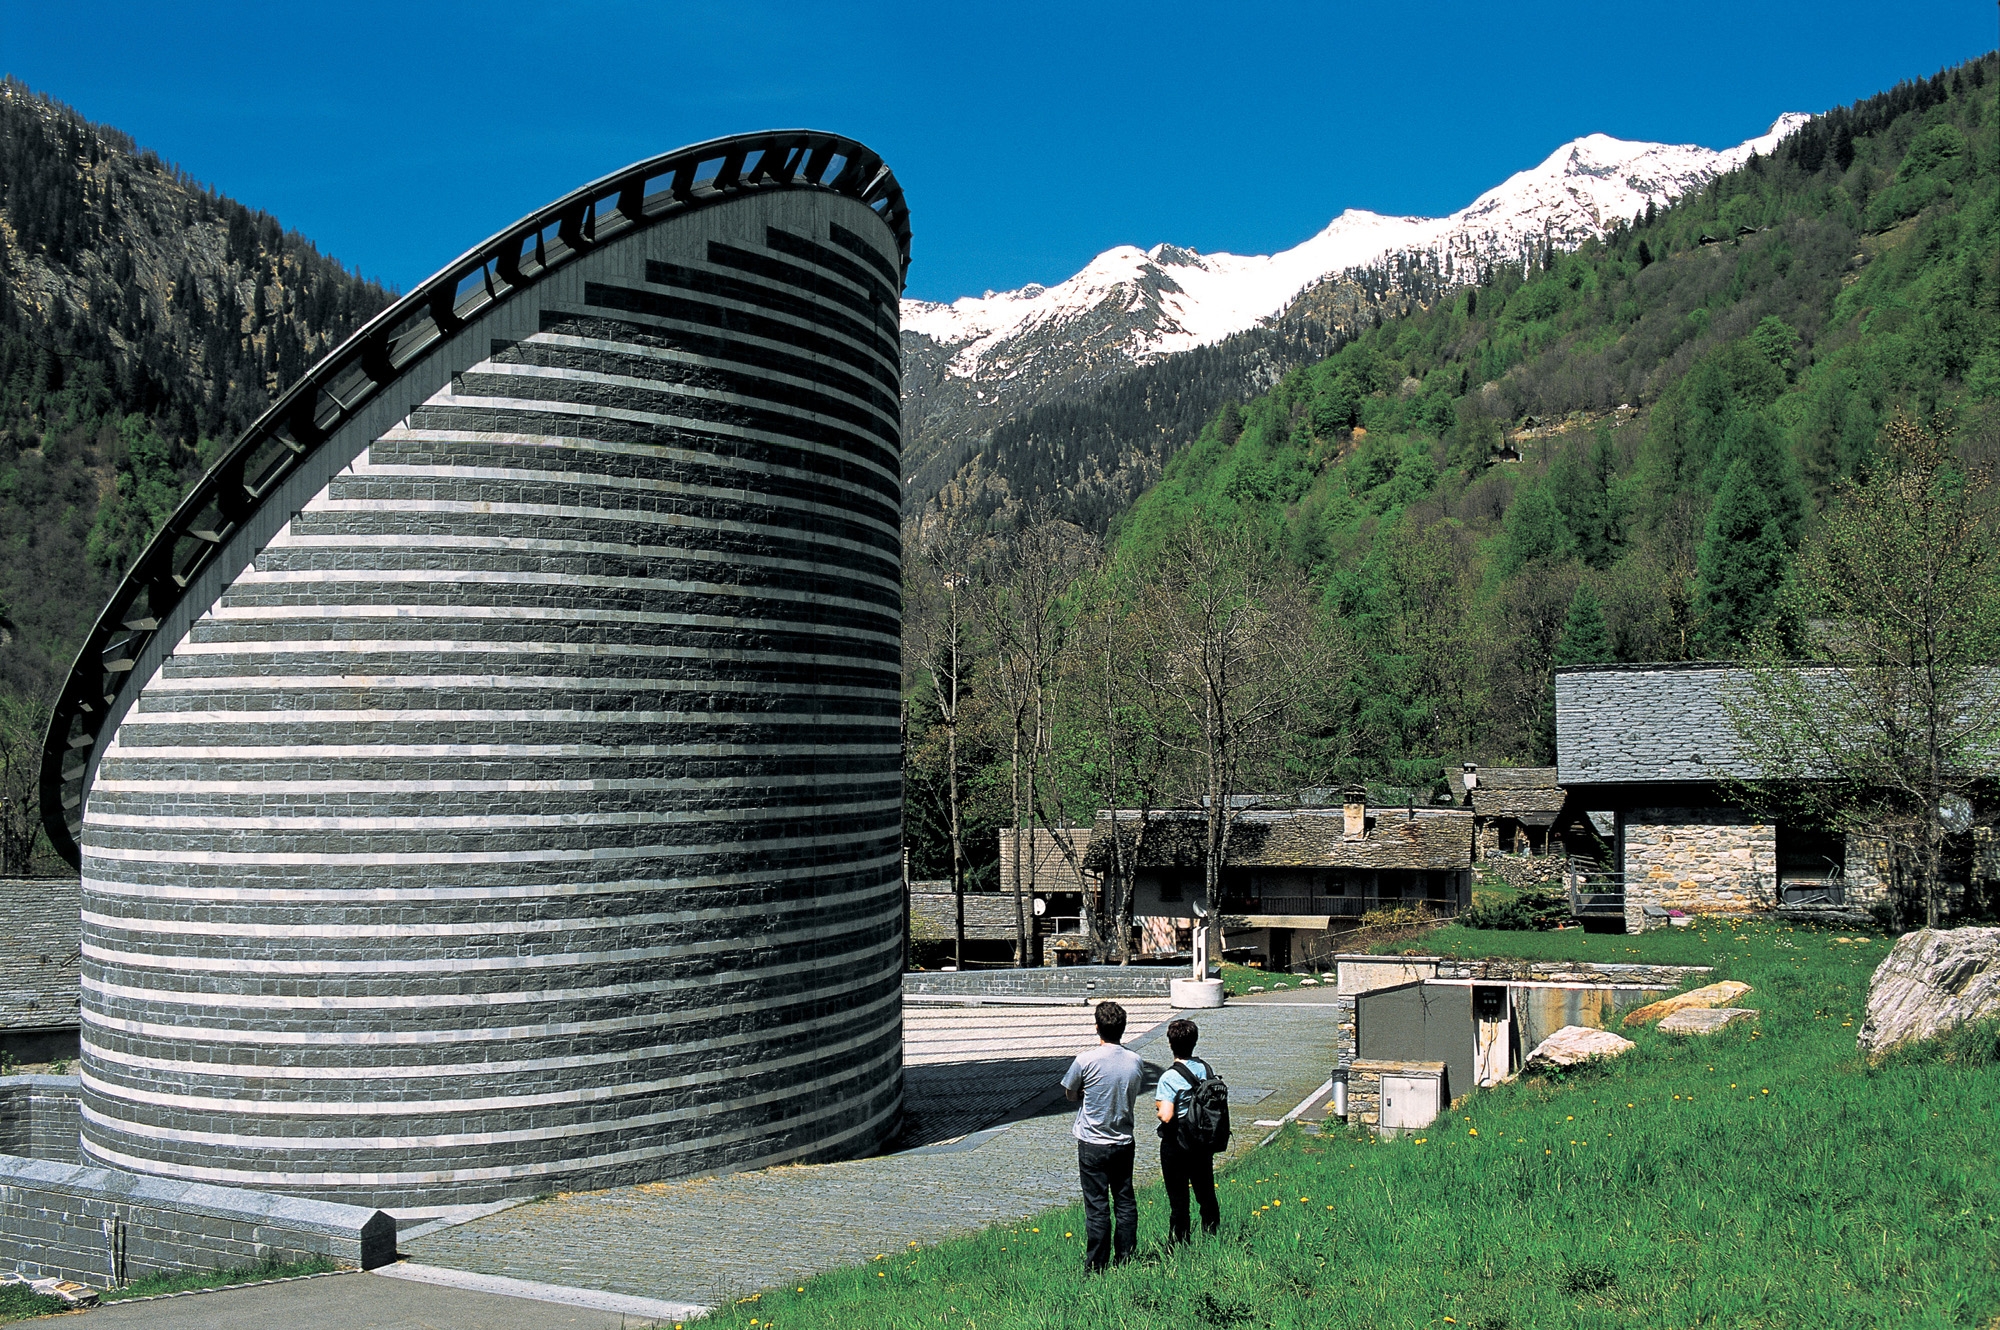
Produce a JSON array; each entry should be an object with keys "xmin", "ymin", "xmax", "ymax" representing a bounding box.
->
[
  {"xmin": 1155, "ymin": 1017, "xmax": 1229, "ymax": 1244},
  {"xmin": 1061, "ymin": 1000, "xmax": 1145, "ymax": 1271}
]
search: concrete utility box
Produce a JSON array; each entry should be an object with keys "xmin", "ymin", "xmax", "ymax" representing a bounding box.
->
[
  {"xmin": 1378, "ymin": 1062, "xmax": 1445, "ymax": 1136},
  {"xmin": 1355, "ymin": 981, "xmax": 1472, "ymax": 1100}
]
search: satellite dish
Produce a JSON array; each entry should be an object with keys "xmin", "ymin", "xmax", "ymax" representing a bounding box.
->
[
  {"xmin": 1032, "ymin": 897, "xmax": 1046, "ymax": 917},
  {"xmin": 1939, "ymin": 794, "xmax": 1973, "ymax": 834}
]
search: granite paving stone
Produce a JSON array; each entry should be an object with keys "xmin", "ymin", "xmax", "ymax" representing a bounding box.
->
[{"xmin": 405, "ymin": 998, "xmax": 1337, "ymax": 1308}]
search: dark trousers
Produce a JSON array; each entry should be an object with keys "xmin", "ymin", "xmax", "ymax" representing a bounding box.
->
[
  {"xmin": 1076, "ymin": 1140, "xmax": 1137, "ymax": 1270},
  {"xmin": 1161, "ymin": 1138, "xmax": 1220, "ymax": 1242}
]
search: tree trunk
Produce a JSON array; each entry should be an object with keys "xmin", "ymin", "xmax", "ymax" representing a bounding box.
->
[
  {"xmin": 1011, "ymin": 719, "xmax": 1026, "ymax": 967},
  {"xmin": 948, "ymin": 644, "xmax": 965, "ymax": 970}
]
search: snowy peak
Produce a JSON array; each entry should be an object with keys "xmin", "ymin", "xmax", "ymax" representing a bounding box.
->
[{"xmin": 904, "ymin": 115, "xmax": 1811, "ymax": 378}]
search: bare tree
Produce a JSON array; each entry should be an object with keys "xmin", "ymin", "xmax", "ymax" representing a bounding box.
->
[
  {"xmin": 1727, "ymin": 415, "xmax": 2000, "ymax": 928},
  {"xmin": 0, "ymin": 699, "xmax": 48, "ymax": 876},
  {"xmin": 1066, "ymin": 578, "xmax": 1171, "ymax": 962},
  {"xmin": 1133, "ymin": 524, "xmax": 1338, "ymax": 951},
  {"xmin": 982, "ymin": 519, "xmax": 1097, "ymax": 966},
  {"xmin": 905, "ymin": 522, "xmax": 980, "ymax": 967}
]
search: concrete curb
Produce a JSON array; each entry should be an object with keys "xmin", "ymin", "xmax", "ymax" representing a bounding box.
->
[{"xmin": 374, "ymin": 1261, "xmax": 710, "ymax": 1321}]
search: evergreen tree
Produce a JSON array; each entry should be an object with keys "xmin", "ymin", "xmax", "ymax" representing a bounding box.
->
[
  {"xmin": 1549, "ymin": 430, "xmax": 1627, "ymax": 569},
  {"xmin": 1709, "ymin": 410, "xmax": 1805, "ymax": 544},
  {"xmin": 1495, "ymin": 484, "xmax": 1571, "ymax": 577},
  {"xmin": 1694, "ymin": 458, "xmax": 1791, "ymax": 655},
  {"xmin": 1554, "ymin": 582, "xmax": 1613, "ymax": 666}
]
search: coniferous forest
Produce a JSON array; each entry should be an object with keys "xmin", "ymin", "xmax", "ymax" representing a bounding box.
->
[{"xmin": 0, "ymin": 79, "xmax": 391, "ymax": 868}]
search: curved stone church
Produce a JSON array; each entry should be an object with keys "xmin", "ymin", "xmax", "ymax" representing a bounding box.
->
[{"xmin": 42, "ymin": 133, "xmax": 908, "ymax": 1215}]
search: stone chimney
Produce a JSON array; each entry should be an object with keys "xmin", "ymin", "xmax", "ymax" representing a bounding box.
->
[{"xmin": 1343, "ymin": 786, "xmax": 1367, "ymax": 840}]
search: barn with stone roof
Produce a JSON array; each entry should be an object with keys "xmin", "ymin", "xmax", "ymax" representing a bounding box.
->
[{"xmin": 1555, "ymin": 663, "xmax": 1933, "ymax": 932}]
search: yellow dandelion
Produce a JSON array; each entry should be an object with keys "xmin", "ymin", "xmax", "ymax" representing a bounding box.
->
[
  {"xmin": 1064, "ymin": 1232, "xmax": 1073, "ymax": 1238},
  {"xmin": 1468, "ymin": 1128, "xmax": 1478, "ymax": 1136}
]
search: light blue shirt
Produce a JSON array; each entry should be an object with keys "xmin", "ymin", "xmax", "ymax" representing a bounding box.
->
[{"xmin": 1156, "ymin": 1056, "xmax": 1212, "ymax": 1107}]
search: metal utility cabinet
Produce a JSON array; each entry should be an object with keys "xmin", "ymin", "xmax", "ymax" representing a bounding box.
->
[{"xmin": 1376, "ymin": 1062, "xmax": 1445, "ymax": 1136}]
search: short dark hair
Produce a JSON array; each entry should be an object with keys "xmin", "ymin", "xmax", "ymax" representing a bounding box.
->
[
  {"xmin": 1167, "ymin": 1018, "xmax": 1199, "ymax": 1058},
  {"xmin": 1094, "ymin": 1000, "xmax": 1127, "ymax": 1043}
]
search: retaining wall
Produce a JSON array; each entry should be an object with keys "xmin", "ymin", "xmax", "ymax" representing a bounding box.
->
[
  {"xmin": 0, "ymin": 1155, "xmax": 394, "ymax": 1288},
  {"xmin": 1329, "ymin": 955, "xmax": 1712, "ymax": 1068},
  {"xmin": 0, "ymin": 1076, "xmax": 81, "ymax": 1164},
  {"xmin": 903, "ymin": 966, "xmax": 1173, "ymax": 999}
]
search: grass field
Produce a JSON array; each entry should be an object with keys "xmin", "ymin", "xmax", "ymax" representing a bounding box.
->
[{"xmin": 692, "ymin": 920, "xmax": 1998, "ymax": 1330}]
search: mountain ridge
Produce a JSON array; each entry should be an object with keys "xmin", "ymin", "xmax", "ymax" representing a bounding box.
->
[{"xmin": 899, "ymin": 114, "xmax": 1811, "ymax": 519}]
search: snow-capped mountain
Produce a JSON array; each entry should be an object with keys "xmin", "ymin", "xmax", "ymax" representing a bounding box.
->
[{"xmin": 904, "ymin": 115, "xmax": 1809, "ymax": 379}]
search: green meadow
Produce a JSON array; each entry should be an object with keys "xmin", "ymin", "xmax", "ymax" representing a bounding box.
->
[{"xmin": 700, "ymin": 923, "xmax": 1998, "ymax": 1330}]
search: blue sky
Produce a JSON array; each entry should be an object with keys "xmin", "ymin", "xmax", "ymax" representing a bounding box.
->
[{"xmin": 2, "ymin": 1, "xmax": 1992, "ymax": 302}]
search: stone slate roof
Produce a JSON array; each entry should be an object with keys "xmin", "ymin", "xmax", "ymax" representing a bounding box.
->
[
  {"xmin": 1083, "ymin": 808, "xmax": 1472, "ymax": 874},
  {"xmin": 1445, "ymin": 766, "xmax": 1566, "ymax": 820},
  {"xmin": 1558, "ymin": 662, "xmax": 2000, "ymax": 787},
  {"xmin": 0, "ymin": 878, "xmax": 81, "ymax": 1032},
  {"xmin": 1555, "ymin": 664, "xmax": 1757, "ymax": 786}
]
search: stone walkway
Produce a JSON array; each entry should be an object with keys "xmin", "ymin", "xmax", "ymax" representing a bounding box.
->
[{"xmin": 405, "ymin": 998, "xmax": 1338, "ymax": 1309}]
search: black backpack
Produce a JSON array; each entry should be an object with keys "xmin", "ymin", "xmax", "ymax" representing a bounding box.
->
[{"xmin": 1169, "ymin": 1059, "xmax": 1231, "ymax": 1154}]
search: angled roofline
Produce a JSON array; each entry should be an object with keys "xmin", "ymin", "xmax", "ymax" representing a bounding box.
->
[{"xmin": 40, "ymin": 130, "xmax": 909, "ymax": 868}]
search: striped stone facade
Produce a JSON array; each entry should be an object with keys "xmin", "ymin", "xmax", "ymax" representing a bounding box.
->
[{"xmin": 74, "ymin": 188, "xmax": 905, "ymax": 1214}]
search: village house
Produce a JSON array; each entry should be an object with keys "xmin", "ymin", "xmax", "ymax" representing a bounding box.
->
[
  {"xmin": 1080, "ymin": 790, "xmax": 1474, "ymax": 972},
  {"xmin": 1555, "ymin": 662, "xmax": 1998, "ymax": 932},
  {"xmin": 0, "ymin": 878, "xmax": 81, "ymax": 1066},
  {"xmin": 1445, "ymin": 763, "xmax": 1567, "ymax": 859}
]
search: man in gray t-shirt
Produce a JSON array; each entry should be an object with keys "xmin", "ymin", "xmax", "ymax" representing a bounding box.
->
[{"xmin": 1060, "ymin": 1001, "xmax": 1145, "ymax": 1270}]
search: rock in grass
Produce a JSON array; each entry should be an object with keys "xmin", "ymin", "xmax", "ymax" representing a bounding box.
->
[
  {"xmin": 1524, "ymin": 1025, "xmax": 1636, "ymax": 1071},
  {"xmin": 1857, "ymin": 927, "xmax": 2000, "ymax": 1058},
  {"xmin": 1620, "ymin": 980, "xmax": 1754, "ymax": 1028},
  {"xmin": 1657, "ymin": 1006, "xmax": 1758, "ymax": 1035}
]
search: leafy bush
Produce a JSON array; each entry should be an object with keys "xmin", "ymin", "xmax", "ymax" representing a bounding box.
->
[{"xmin": 1459, "ymin": 889, "xmax": 1568, "ymax": 931}]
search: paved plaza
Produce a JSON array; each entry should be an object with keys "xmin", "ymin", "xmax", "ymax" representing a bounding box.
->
[
  {"xmin": 74, "ymin": 996, "xmax": 1338, "ymax": 1327},
  {"xmin": 401, "ymin": 996, "xmax": 1336, "ymax": 1310}
]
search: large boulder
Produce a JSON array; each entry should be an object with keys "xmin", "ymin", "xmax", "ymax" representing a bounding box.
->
[
  {"xmin": 1524, "ymin": 1025, "xmax": 1636, "ymax": 1072},
  {"xmin": 1857, "ymin": 927, "xmax": 2000, "ymax": 1058},
  {"xmin": 1657, "ymin": 1007, "xmax": 1757, "ymax": 1035},
  {"xmin": 1620, "ymin": 980, "xmax": 1754, "ymax": 1028}
]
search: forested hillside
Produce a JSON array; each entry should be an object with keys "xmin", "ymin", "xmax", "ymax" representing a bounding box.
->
[
  {"xmin": 0, "ymin": 79, "xmax": 391, "ymax": 868},
  {"xmin": 1116, "ymin": 58, "xmax": 1995, "ymax": 770},
  {"xmin": 902, "ymin": 55, "xmax": 2000, "ymax": 901}
]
